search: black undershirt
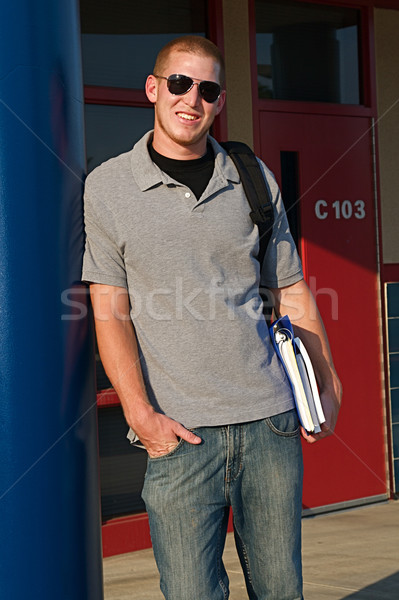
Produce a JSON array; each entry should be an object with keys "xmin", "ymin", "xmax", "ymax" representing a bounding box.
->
[{"xmin": 148, "ymin": 142, "xmax": 215, "ymax": 200}]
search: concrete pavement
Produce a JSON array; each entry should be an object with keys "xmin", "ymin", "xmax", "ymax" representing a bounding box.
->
[{"xmin": 103, "ymin": 500, "xmax": 399, "ymax": 599}]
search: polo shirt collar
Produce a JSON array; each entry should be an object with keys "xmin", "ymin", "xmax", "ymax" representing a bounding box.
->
[
  {"xmin": 130, "ymin": 131, "xmax": 165, "ymax": 191},
  {"xmin": 130, "ymin": 131, "xmax": 241, "ymax": 192},
  {"xmin": 209, "ymin": 137, "xmax": 241, "ymax": 185}
]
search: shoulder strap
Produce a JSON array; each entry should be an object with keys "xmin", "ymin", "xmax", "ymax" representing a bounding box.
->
[{"xmin": 220, "ymin": 141, "xmax": 274, "ymax": 269}]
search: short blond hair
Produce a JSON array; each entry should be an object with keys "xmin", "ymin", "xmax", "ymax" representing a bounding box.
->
[{"xmin": 153, "ymin": 35, "xmax": 225, "ymax": 86}]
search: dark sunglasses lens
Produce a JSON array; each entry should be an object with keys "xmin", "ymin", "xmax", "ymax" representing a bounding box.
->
[
  {"xmin": 199, "ymin": 81, "xmax": 221, "ymax": 103},
  {"xmin": 167, "ymin": 75, "xmax": 193, "ymax": 95},
  {"xmin": 166, "ymin": 74, "xmax": 221, "ymax": 103}
]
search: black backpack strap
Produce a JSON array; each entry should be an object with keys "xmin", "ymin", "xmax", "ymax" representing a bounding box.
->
[
  {"xmin": 220, "ymin": 141, "xmax": 274, "ymax": 269},
  {"xmin": 220, "ymin": 141, "xmax": 275, "ymax": 321}
]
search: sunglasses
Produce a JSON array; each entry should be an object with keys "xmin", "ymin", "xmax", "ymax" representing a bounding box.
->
[{"xmin": 154, "ymin": 74, "xmax": 221, "ymax": 104}]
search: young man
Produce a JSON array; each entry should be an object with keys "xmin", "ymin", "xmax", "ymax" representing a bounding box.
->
[{"xmin": 82, "ymin": 36, "xmax": 341, "ymax": 600}]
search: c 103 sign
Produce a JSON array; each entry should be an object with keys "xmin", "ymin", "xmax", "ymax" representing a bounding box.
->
[{"xmin": 315, "ymin": 199, "xmax": 366, "ymax": 220}]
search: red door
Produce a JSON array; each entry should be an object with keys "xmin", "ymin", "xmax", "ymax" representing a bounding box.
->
[{"xmin": 259, "ymin": 112, "xmax": 387, "ymax": 509}]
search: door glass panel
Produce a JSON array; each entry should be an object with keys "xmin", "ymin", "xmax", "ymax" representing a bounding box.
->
[
  {"xmin": 80, "ymin": 0, "xmax": 207, "ymax": 89},
  {"xmin": 255, "ymin": 0, "xmax": 361, "ymax": 104},
  {"xmin": 280, "ymin": 151, "xmax": 300, "ymax": 250},
  {"xmin": 85, "ymin": 104, "xmax": 154, "ymax": 171}
]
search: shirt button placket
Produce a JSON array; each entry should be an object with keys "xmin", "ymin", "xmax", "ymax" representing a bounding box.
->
[{"xmin": 183, "ymin": 189, "xmax": 204, "ymax": 215}]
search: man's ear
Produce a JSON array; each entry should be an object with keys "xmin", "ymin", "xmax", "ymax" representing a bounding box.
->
[
  {"xmin": 145, "ymin": 75, "xmax": 158, "ymax": 104},
  {"xmin": 215, "ymin": 89, "xmax": 226, "ymax": 116}
]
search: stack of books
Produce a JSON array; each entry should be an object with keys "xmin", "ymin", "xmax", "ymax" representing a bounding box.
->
[{"xmin": 269, "ymin": 315, "xmax": 325, "ymax": 434}]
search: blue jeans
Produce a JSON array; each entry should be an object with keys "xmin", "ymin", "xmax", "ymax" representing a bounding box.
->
[{"xmin": 142, "ymin": 409, "xmax": 303, "ymax": 600}]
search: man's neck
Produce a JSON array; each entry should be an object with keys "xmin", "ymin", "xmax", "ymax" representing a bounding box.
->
[{"xmin": 151, "ymin": 132, "xmax": 208, "ymax": 160}]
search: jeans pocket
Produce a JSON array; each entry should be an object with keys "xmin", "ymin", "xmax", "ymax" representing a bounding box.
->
[
  {"xmin": 147, "ymin": 437, "xmax": 186, "ymax": 461},
  {"xmin": 265, "ymin": 408, "xmax": 300, "ymax": 437}
]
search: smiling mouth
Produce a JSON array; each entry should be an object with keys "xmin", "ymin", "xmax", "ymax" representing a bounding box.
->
[{"xmin": 176, "ymin": 112, "xmax": 200, "ymax": 121}]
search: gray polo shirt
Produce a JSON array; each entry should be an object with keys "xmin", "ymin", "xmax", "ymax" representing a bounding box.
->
[{"xmin": 82, "ymin": 132, "xmax": 303, "ymax": 428}]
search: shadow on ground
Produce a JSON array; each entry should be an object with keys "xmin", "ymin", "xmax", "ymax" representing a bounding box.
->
[{"xmin": 343, "ymin": 571, "xmax": 399, "ymax": 599}]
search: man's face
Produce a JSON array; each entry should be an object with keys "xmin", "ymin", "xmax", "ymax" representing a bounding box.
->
[{"xmin": 146, "ymin": 51, "xmax": 226, "ymax": 159}]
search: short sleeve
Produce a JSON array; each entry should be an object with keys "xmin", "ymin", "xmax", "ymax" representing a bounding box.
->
[
  {"xmin": 81, "ymin": 177, "xmax": 128, "ymax": 288},
  {"xmin": 259, "ymin": 161, "xmax": 303, "ymax": 289}
]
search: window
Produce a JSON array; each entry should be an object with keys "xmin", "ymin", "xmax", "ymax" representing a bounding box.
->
[
  {"xmin": 85, "ymin": 104, "xmax": 154, "ymax": 171},
  {"xmin": 255, "ymin": 0, "xmax": 362, "ymax": 104},
  {"xmin": 386, "ymin": 283, "xmax": 399, "ymax": 496},
  {"xmin": 81, "ymin": 0, "xmax": 208, "ymax": 90}
]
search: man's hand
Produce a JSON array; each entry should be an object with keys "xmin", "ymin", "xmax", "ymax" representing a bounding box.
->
[
  {"xmin": 300, "ymin": 370, "xmax": 342, "ymax": 444},
  {"xmin": 130, "ymin": 408, "xmax": 202, "ymax": 458},
  {"xmin": 134, "ymin": 413, "xmax": 202, "ymax": 458}
]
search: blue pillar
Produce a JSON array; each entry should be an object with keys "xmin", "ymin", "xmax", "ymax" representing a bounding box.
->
[{"xmin": 0, "ymin": 1, "xmax": 103, "ymax": 598}]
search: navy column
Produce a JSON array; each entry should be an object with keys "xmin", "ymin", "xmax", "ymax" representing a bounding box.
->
[{"xmin": 0, "ymin": 1, "xmax": 103, "ymax": 598}]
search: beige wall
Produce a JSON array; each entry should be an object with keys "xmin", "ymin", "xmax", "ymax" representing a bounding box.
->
[
  {"xmin": 374, "ymin": 8, "xmax": 399, "ymax": 264},
  {"xmin": 222, "ymin": 0, "xmax": 254, "ymax": 148}
]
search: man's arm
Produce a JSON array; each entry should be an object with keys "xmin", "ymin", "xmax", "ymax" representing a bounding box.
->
[
  {"xmin": 270, "ymin": 278, "xmax": 342, "ymax": 443},
  {"xmin": 90, "ymin": 283, "xmax": 201, "ymax": 457}
]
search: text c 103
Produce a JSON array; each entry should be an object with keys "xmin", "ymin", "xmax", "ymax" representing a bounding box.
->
[{"xmin": 314, "ymin": 199, "xmax": 366, "ymax": 221}]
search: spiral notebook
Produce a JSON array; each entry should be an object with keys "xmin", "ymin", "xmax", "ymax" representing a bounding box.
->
[{"xmin": 269, "ymin": 315, "xmax": 325, "ymax": 433}]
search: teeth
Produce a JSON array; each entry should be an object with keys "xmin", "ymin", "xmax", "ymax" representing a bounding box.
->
[{"xmin": 177, "ymin": 113, "xmax": 197, "ymax": 121}]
